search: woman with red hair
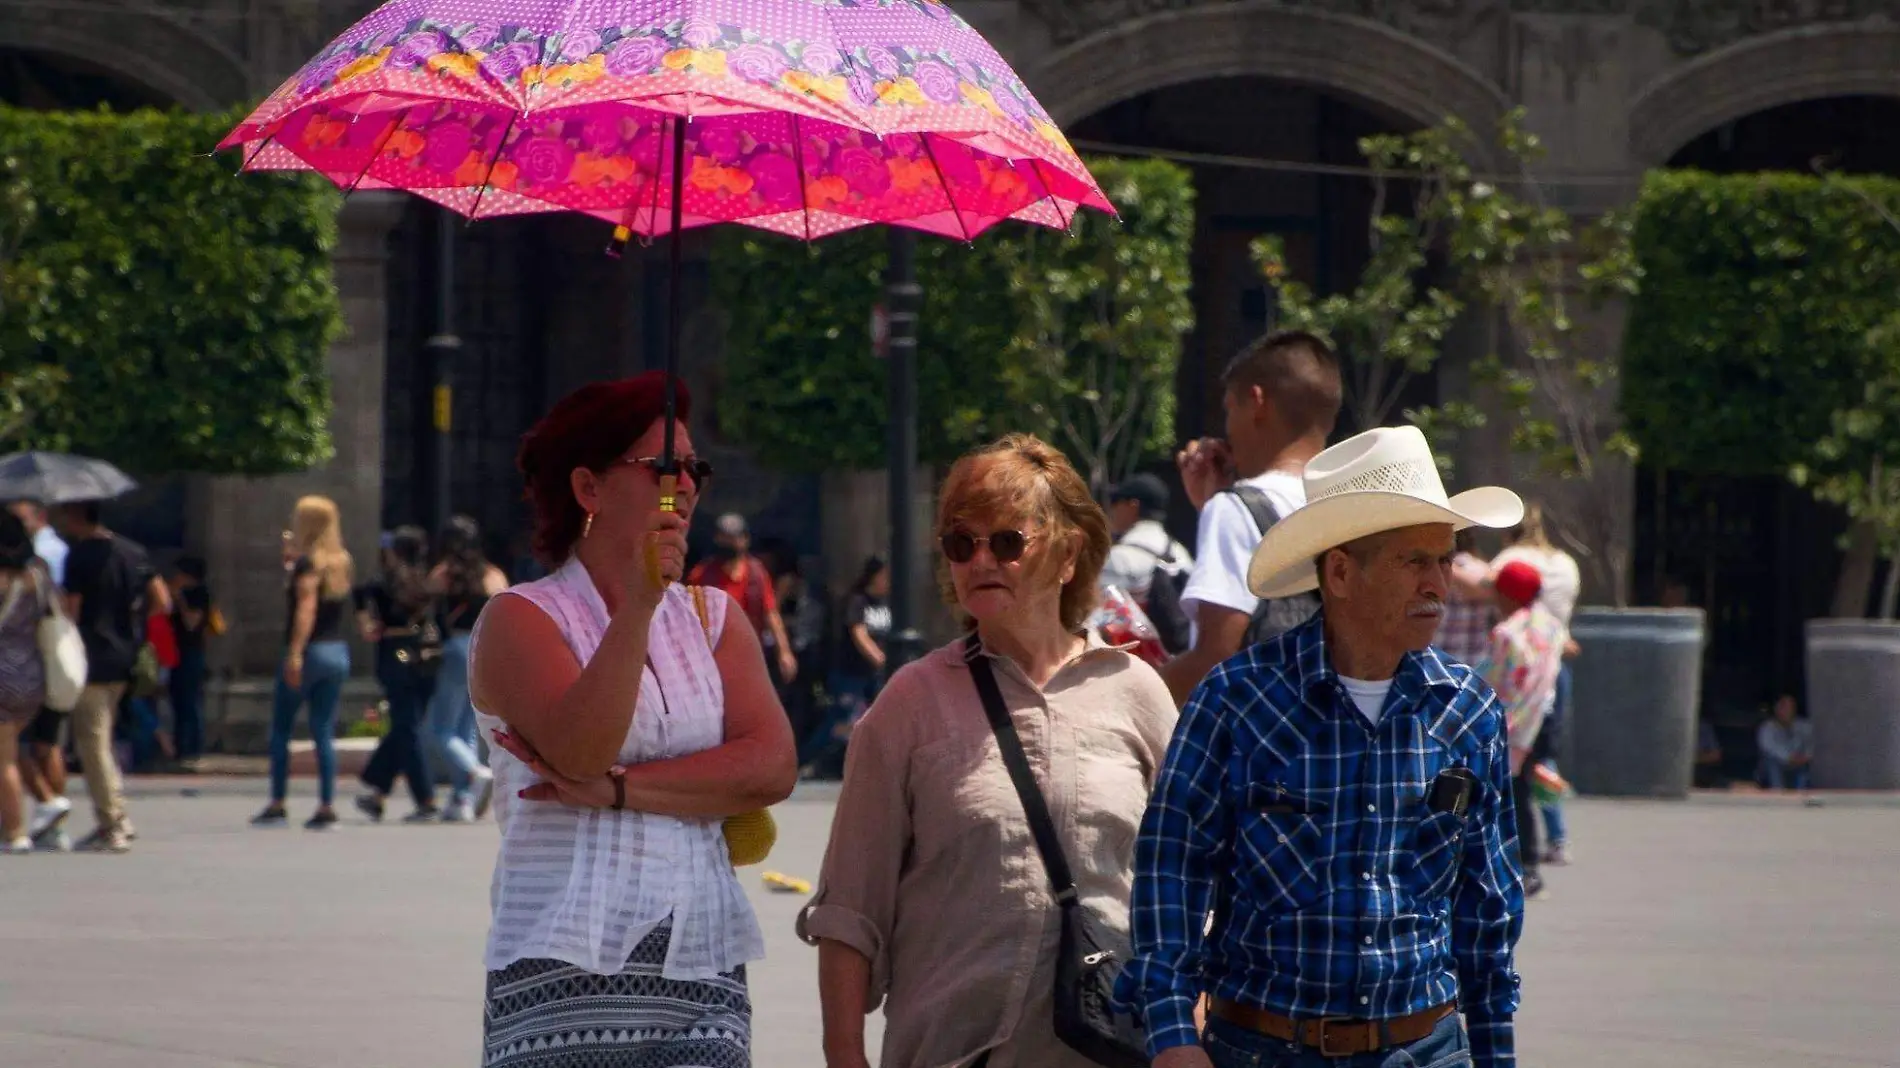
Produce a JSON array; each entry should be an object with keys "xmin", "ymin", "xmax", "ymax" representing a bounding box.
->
[{"xmin": 468, "ymin": 372, "xmax": 797, "ymax": 1068}]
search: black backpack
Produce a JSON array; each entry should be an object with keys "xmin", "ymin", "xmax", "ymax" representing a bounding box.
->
[
  {"xmin": 1223, "ymin": 485, "xmax": 1321, "ymax": 647},
  {"xmin": 1134, "ymin": 545, "xmax": 1192, "ymax": 655}
]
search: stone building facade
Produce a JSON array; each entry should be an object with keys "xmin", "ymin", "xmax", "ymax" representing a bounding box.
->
[{"xmin": 6, "ymin": 0, "xmax": 1897, "ymax": 707}]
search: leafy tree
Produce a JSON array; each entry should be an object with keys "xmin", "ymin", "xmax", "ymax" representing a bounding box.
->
[
  {"xmin": 1250, "ymin": 109, "xmax": 1643, "ymax": 598},
  {"xmin": 0, "ymin": 157, "xmax": 67, "ymax": 449},
  {"xmin": 1250, "ymin": 113, "xmax": 1533, "ymax": 436},
  {"xmin": 1624, "ymin": 169, "xmax": 1900, "ymax": 616},
  {"xmin": 992, "ymin": 158, "xmax": 1193, "ymax": 490},
  {"xmin": 713, "ymin": 156, "xmax": 1194, "ymax": 480},
  {"xmin": 0, "ymin": 106, "xmax": 344, "ymax": 475},
  {"xmin": 709, "ymin": 227, "xmax": 1017, "ymax": 471}
]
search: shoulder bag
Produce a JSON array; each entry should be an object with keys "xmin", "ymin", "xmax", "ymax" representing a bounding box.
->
[
  {"xmin": 963, "ymin": 634, "xmax": 1148, "ymax": 1068},
  {"xmin": 31, "ymin": 566, "xmax": 87, "ymax": 712},
  {"xmin": 690, "ymin": 585, "xmax": 777, "ymax": 868}
]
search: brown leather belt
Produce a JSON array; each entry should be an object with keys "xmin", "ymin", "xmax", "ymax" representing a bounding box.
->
[{"xmin": 1208, "ymin": 997, "xmax": 1455, "ymax": 1058}]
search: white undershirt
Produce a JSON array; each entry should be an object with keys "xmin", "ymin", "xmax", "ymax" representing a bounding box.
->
[{"xmin": 1338, "ymin": 675, "xmax": 1393, "ymax": 726}]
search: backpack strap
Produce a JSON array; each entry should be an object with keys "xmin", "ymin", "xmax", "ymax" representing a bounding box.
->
[
  {"xmin": 689, "ymin": 585, "xmax": 715, "ymax": 648},
  {"xmin": 1221, "ymin": 484, "xmax": 1287, "ymax": 537}
]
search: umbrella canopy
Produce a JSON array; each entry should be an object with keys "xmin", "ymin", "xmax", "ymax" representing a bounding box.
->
[
  {"xmin": 0, "ymin": 451, "xmax": 137, "ymax": 505},
  {"xmin": 220, "ymin": 0, "xmax": 1116, "ymax": 590},
  {"xmin": 219, "ymin": 0, "xmax": 1113, "ymax": 240}
]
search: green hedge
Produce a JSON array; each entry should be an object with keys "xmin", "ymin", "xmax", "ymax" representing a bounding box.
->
[
  {"xmin": 1623, "ymin": 169, "xmax": 1900, "ymax": 478},
  {"xmin": 710, "ymin": 156, "xmax": 1193, "ymax": 474},
  {"xmin": 0, "ymin": 106, "xmax": 344, "ymax": 474}
]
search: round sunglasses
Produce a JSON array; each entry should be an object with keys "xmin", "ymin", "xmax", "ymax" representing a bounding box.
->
[{"xmin": 940, "ymin": 528, "xmax": 1033, "ymax": 564}]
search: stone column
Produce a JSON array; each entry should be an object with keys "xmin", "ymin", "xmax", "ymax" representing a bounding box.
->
[{"xmin": 194, "ymin": 192, "xmax": 406, "ymax": 749}]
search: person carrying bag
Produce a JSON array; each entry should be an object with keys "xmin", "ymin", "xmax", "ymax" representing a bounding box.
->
[{"xmin": 967, "ymin": 635, "xmax": 1150, "ymax": 1067}]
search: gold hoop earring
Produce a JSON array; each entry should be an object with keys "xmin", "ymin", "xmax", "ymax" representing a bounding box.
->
[{"xmin": 581, "ymin": 511, "xmax": 595, "ymax": 540}]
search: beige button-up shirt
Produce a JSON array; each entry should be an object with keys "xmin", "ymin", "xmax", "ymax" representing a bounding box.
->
[{"xmin": 797, "ymin": 631, "xmax": 1178, "ymax": 1068}]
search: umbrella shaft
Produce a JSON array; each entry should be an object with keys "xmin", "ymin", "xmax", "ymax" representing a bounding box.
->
[{"xmin": 662, "ymin": 113, "xmax": 687, "ymax": 470}]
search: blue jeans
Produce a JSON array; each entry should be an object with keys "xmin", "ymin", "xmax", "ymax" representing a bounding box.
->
[
  {"xmin": 1203, "ymin": 1010, "xmax": 1472, "ymax": 1068},
  {"xmin": 362, "ymin": 643, "xmax": 437, "ymax": 808},
  {"xmin": 1539, "ymin": 758, "xmax": 1568, "ymax": 846},
  {"xmin": 798, "ymin": 672, "xmax": 879, "ymax": 769},
  {"xmin": 1761, "ymin": 758, "xmax": 1812, "ymax": 791},
  {"xmin": 426, "ymin": 632, "xmax": 483, "ymax": 799},
  {"xmin": 269, "ymin": 640, "xmax": 351, "ymax": 806},
  {"xmin": 169, "ymin": 647, "xmax": 206, "ymax": 760},
  {"xmin": 128, "ymin": 690, "xmax": 165, "ymax": 771}
]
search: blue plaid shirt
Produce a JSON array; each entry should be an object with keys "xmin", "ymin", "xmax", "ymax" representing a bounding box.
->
[{"xmin": 1114, "ymin": 614, "xmax": 1524, "ymax": 1066}]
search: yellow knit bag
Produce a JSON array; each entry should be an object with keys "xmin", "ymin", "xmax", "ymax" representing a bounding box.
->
[{"xmin": 689, "ymin": 586, "xmax": 777, "ymax": 868}]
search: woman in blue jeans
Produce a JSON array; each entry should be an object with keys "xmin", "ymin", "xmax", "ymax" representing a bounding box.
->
[
  {"xmin": 426, "ymin": 515, "xmax": 507, "ymax": 822},
  {"xmin": 254, "ymin": 496, "xmax": 354, "ymax": 831}
]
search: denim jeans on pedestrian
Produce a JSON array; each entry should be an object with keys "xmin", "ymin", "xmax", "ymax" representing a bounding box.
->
[
  {"xmin": 361, "ymin": 643, "xmax": 437, "ymax": 809},
  {"xmin": 268, "ymin": 640, "xmax": 350, "ymax": 806},
  {"xmin": 1538, "ymin": 663, "xmax": 1573, "ymax": 846},
  {"xmin": 169, "ymin": 646, "xmax": 206, "ymax": 761},
  {"xmin": 128, "ymin": 690, "xmax": 165, "ymax": 771},
  {"xmin": 1761, "ymin": 758, "xmax": 1812, "ymax": 791},
  {"xmin": 1201, "ymin": 1009, "xmax": 1472, "ymax": 1068},
  {"xmin": 1539, "ymin": 758, "xmax": 1568, "ymax": 846},
  {"xmin": 797, "ymin": 672, "xmax": 879, "ymax": 772},
  {"xmin": 426, "ymin": 632, "xmax": 483, "ymax": 801}
]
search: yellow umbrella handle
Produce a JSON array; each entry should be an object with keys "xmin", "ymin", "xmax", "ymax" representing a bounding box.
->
[{"xmin": 644, "ymin": 473, "xmax": 678, "ymax": 590}]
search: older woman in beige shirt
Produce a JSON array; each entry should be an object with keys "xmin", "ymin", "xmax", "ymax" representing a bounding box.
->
[{"xmin": 799, "ymin": 434, "xmax": 1178, "ymax": 1068}]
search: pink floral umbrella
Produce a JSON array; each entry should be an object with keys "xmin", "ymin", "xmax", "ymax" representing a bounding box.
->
[
  {"xmin": 220, "ymin": 0, "xmax": 1114, "ymax": 554},
  {"xmin": 219, "ymin": 0, "xmax": 1113, "ymax": 241}
]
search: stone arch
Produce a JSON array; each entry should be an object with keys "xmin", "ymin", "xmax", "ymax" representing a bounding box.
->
[
  {"xmin": 1629, "ymin": 26, "xmax": 1900, "ymax": 166},
  {"xmin": 1029, "ymin": 2, "xmax": 1511, "ymax": 167},
  {"xmin": 4, "ymin": 12, "xmax": 250, "ymax": 111}
]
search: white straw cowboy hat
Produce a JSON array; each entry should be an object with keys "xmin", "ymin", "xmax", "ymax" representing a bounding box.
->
[{"xmin": 1247, "ymin": 425, "xmax": 1525, "ymax": 599}]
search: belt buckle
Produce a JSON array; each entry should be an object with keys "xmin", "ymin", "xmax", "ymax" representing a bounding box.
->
[{"xmin": 1314, "ymin": 1017, "xmax": 1362, "ymax": 1058}]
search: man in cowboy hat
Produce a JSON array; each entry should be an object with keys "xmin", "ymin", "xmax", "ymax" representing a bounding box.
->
[{"xmin": 1117, "ymin": 424, "xmax": 1529, "ymax": 1068}]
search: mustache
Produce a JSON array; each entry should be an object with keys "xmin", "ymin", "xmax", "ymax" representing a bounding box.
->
[{"xmin": 1407, "ymin": 599, "xmax": 1445, "ymax": 619}]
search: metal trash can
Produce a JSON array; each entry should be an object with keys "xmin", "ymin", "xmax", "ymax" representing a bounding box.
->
[{"xmin": 1568, "ymin": 608, "xmax": 1705, "ymax": 799}]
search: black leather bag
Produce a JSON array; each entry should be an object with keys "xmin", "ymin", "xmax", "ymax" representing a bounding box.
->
[{"xmin": 964, "ymin": 636, "xmax": 1149, "ymax": 1068}]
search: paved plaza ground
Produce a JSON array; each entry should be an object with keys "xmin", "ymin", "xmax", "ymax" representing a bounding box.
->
[{"xmin": 1, "ymin": 781, "xmax": 1895, "ymax": 1068}]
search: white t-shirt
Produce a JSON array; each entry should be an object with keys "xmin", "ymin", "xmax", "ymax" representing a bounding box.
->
[
  {"xmin": 1491, "ymin": 545, "xmax": 1581, "ymax": 625},
  {"xmin": 1181, "ymin": 471, "xmax": 1307, "ymax": 627},
  {"xmin": 1338, "ymin": 675, "xmax": 1391, "ymax": 726}
]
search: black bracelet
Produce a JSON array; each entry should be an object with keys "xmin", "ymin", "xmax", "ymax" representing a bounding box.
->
[{"xmin": 610, "ymin": 771, "xmax": 625, "ymax": 811}]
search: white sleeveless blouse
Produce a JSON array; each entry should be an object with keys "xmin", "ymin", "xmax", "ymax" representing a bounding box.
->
[{"xmin": 470, "ymin": 559, "xmax": 766, "ymax": 979}]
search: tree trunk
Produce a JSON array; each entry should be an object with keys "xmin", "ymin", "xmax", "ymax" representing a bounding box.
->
[{"xmin": 1831, "ymin": 518, "xmax": 1880, "ymax": 619}]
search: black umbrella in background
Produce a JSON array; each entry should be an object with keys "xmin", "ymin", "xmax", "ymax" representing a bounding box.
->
[{"xmin": 0, "ymin": 451, "xmax": 138, "ymax": 504}]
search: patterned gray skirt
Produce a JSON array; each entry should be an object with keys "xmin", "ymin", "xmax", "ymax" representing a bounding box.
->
[{"xmin": 482, "ymin": 921, "xmax": 750, "ymax": 1068}]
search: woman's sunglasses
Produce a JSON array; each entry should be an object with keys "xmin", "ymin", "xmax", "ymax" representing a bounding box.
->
[
  {"xmin": 618, "ymin": 455, "xmax": 715, "ymax": 485},
  {"xmin": 940, "ymin": 529, "xmax": 1032, "ymax": 565}
]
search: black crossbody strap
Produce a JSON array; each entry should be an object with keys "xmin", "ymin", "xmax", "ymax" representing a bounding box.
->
[{"xmin": 963, "ymin": 634, "xmax": 1079, "ymax": 907}]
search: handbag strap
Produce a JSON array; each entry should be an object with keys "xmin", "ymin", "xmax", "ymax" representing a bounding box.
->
[
  {"xmin": 0, "ymin": 575, "xmax": 24, "ymax": 630},
  {"xmin": 689, "ymin": 585, "xmax": 715, "ymax": 647},
  {"xmin": 963, "ymin": 633, "xmax": 1079, "ymax": 908}
]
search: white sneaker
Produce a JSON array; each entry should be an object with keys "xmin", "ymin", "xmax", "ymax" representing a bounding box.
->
[
  {"xmin": 440, "ymin": 799, "xmax": 476, "ymax": 823},
  {"xmin": 2, "ymin": 837, "xmax": 32, "ymax": 854},
  {"xmin": 28, "ymin": 796, "xmax": 71, "ymax": 839},
  {"xmin": 36, "ymin": 829, "xmax": 72, "ymax": 853},
  {"xmin": 1542, "ymin": 843, "xmax": 1573, "ymax": 867},
  {"xmin": 471, "ymin": 769, "xmax": 496, "ymax": 820}
]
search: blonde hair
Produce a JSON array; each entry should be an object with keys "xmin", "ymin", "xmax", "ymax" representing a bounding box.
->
[
  {"xmin": 291, "ymin": 495, "xmax": 353, "ymax": 599},
  {"xmin": 935, "ymin": 434, "xmax": 1111, "ymax": 633},
  {"xmin": 1506, "ymin": 502, "xmax": 1553, "ymax": 550}
]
